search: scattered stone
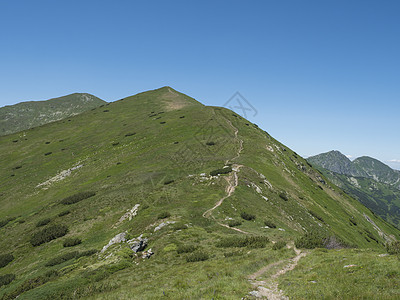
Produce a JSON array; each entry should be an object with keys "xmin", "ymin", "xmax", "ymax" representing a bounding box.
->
[
  {"xmin": 343, "ymin": 264, "xmax": 357, "ymax": 268},
  {"xmin": 101, "ymin": 232, "xmax": 127, "ymax": 253},
  {"xmin": 142, "ymin": 248, "xmax": 154, "ymax": 259},
  {"xmin": 378, "ymin": 254, "xmax": 389, "ymax": 257},
  {"xmin": 114, "ymin": 204, "xmax": 140, "ymax": 227},
  {"xmin": 130, "ymin": 238, "xmax": 148, "ymax": 253},
  {"xmin": 154, "ymin": 221, "xmax": 176, "ymax": 232}
]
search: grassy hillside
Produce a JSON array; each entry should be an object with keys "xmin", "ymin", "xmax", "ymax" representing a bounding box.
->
[
  {"xmin": 0, "ymin": 93, "xmax": 106, "ymax": 136},
  {"xmin": 1, "ymin": 87, "xmax": 399, "ymax": 299}
]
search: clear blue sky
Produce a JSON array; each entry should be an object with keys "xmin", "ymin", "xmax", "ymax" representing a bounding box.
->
[{"xmin": 1, "ymin": 0, "xmax": 399, "ymax": 169}]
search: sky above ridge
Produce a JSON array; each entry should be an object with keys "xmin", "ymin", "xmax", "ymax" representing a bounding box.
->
[{"xmin": 1, "ymin": 0, "xmax": 399, "ymax": 169}]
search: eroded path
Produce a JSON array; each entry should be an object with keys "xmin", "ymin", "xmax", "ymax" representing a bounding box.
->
[
  {"xmin": 202, "ymin": 117, "xmax": 246, "ymax": 233},
  {"xmin": 248, "ymin": 245, "xmax": 307, "ymax": 299}
]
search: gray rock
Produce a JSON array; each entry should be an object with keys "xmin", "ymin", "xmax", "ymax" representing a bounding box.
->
[{"xmin": 130, "ymin": 238, "xmax": 148, "ymax": 252}]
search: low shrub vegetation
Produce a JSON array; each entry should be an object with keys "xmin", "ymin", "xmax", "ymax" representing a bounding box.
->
[
  {"xmin": 0, "ymin": 274, "xmax": 16, "ymax": 288},
  {"xmin": 0, "ymin": 253, "xmax": 14, "ymax": 268},
  {"xmin": 45, "ymin": 249, "xmax": 97, "ymax": 266},
  {"xmin": 60, "ymin": 192, "xmax": 96, "ymax": 205},
  {"xmin": 308, "ymin": 210, "xmax": 325, "ymax": 223},
  {"xmin": 63, "ymin": 237, "xmax": 82, "ymax": 247},
  {"xmin": 241, "ymin": 212, "xmax": 256, "ymax": 221},
  {"xmin": 386, "ymin": 241, "xmax": 400, "ymax": 255},
  {"xmin": 30, "ymin": 224, "xmax": 68, "ymax": 246},
  {"xmin": 58, "ymin": 210, "xmax": 71, "ymax": 217},
  {"xmin": 216, "ymin": 235, "xmax": 269, "ymax": 248},
  {"xmin": 295, "ymin": 231, "xmax": 326, "ymax": 249},
  {"xmin": 210, "ymin": 166, "xmax": 232, "ymax": 176},
  {"xmin": 157, "ymin": 211, "xmax": 171, "ymax": 219},
  {"xmin": 0, "ymin": 217, "xmax": 16, "ymax": 228},
  {"xmin": 36, "ymin": 218, "xmax": 51, "ymax": 227},
  {"xmin": 279, "ymin": 192, "xmax": 289, "ymax": 201},
  {"xmin": 3, "ymin": 270, "xmax": 59, "ymax": 299},
  {"xmin": 177, "ymin": 244, "xmax": 197, "ymax": 254},
  {"xmin": 186, "ymin": 251, "xmax": 209, "ymax": 262},
  {"xmin": 228, "ymin": 219, "xmax": 242, "ymax": 227},
  {"xmin": 272, "ymin": 240, "xmax": 286, "ymax": 250},
  {"xmin": 264, "ymin": 219, "xmax": 277, "ymax": 228}
]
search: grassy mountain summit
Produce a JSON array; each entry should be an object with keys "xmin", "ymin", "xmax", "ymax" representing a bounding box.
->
[
  {"xmin": 0, "ymin": 93, "xmax": 106, "ymax": 136},
  {"xmin": 1, "ymin": 87, "xmax": 399, "ymax": 299},
  {"xmin": 308, "ymin": 151, "xmax": 400, "ymax": 228}
]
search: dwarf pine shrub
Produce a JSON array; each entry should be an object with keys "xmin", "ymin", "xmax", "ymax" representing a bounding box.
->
[
  {"xmin": 386, "ymin": 241, "xmax": 400, "ymax": 255},
  {"xmin": 157, "ymin": 212, "xmax": 171, "ymax": 219},
  {"xmin": 228, "ymin": 220, "xmax": 242, "ymax": 227},
  {"xmin": 216, "ymin": 236, "xmax": 269, "ymax": 248},
  {"xmin": 210, "ymin": 167, "xmax": 232, "ymax": 176},
  {"xmin": 0, "ymin": 217, "xmax": 16, "ymax": 228},
  {"xmin": 177, "ymin": 245, "xmax": 197, "ymax": 254},
  {"xmin": 0, "ymin": 274, "xmax": 15, "ymax": 288},
  {"xmin": 0, "ymin": 254, "xmax": 14, "ymax": 268},
  {"xmin": 272, "ymin": 240, "xmax": 286, "ymax": 250},
  {"xmin": 264, "ymin": 219, "xmax": 277, "ymax": 228},
  {"xmin": 241, "ymin": 212, "xmax": 256, "ymax": 221},
  {"xmin": 58, "ymin": 210, "xmax": 70, "ymax": 217},
  {"xmin": 30, "ymin": 224, "xmax": 68, "ymax": 246},
  {"xmin": 36, "ymin": 218, "xmax": 51, "ymax": 227},
  {"xmin": 63, "ymin": 237, "xmax": 82, "ymax": 247},
  {"xmin": 60, "ymin": 192, "xmax": 96, "ymax": 205},
  {"xmin": 186, "ymin": 251, "xmax": 209, "ymax": 262}
]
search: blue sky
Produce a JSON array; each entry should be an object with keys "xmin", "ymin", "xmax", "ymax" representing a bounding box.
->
[{"xmin": 1, "ymin": 0, "xmax": 399, "ymax": 169}]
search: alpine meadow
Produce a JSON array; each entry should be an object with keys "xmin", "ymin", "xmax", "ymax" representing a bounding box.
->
[{"xmin": 1, "ymin": 87, "xmax": 400, "ymax": 299}]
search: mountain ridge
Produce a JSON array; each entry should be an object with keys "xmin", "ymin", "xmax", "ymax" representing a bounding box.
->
[
  {"xmin": 0, "ymin": 93, "xmax": 106, "ymax": 136},
  {"xmin": 1, "ymin": 88, "xmax": 399, "ymax": 299}
]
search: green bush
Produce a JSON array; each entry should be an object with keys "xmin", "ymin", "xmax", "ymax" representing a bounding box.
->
[
  {"xmin": 177, "ymin": 244, "xmax": 197, "ymax": 254},
  {"xmin": 45, "ymin": 249, "xmax": 96, "ymax": 266},
  {"xmin": 36, "ymin": 218, "xmax": 51, "ymax": 227},
  {"xmin": 386, "ymin": 241, "xmax": 400, "ymax": 255},
  {"xmin": 76, "ymin": 249, "xmax": 97, "ymax": 258},
  {"xmin": 0, "ymin": 253, "xmax": 14, "ymax": 268},
  {"xmin": 216, "ymin": 236, "xmax": 269, "ymax": 248},
  {"xmin": 279, "ymin": 192, "xmax": 289, "ymax": 201},
  {"xmin": 3, "ymin": 270, "xmax": 59, "ymax": 299},
  {"xmin": 210, "ymin": 167, "xmax": 232, "ymax": 176},
  {"xmin": 157, "ymin": 211, "xmax": 171, "ymax": 219},
  {"xmin": 164, "ymin": 179, "xmax": 174, "ymax": 185},
  {"xmin": 60, "ymin": 192, "xmax": 96, "ymax": 205},
  {"xmin": 58, "ymin": 210, "xmax": 70, "ymax": 217},
  {"xmin": 30, "ymin": 224, "xmax": 68, "ymax": 246},
  {"xmin": 308, "ymin": 210, "xmax": 325, "ymax": 223},
  {"xmin": 241, "ymin": 212, "xmax": 256, "ymax": 221},
  {"xmin": 172, "ymin": 223, "xmax": 187, "ymax": 230},
  {"xmin": 0, "ymin": 217, "xmax": 16, "ymax": 228},
  {"xmin": 272, "ymin": 240, "xmax": 286, "ymax": 250},
  {"xmin": 63, "ymin": 237, "xmax": 82, "ymax": 247},
  {"xmin": 206, "ymin": 141, "xmax": 215, "ymax": 146},
  {"xmin": 186, "ymin": 251, "xmax": 209, "ymax": 262},
  {"xmin": 228, "ymin": 220, "xmax": 242, "ymax": 227},
  {"xmin": 223, "ymin": 251, "xmax": 242, "ymax": 258},
  {"xmin": 264, "ymin": 219, "xmax": 277, "ymax": 228},
  {"xmin": 295, "ymin": 231, "xmax": 326, "ymax": 249},
  {"xmin": 45, "ymin": 251, "xmax": 79, "ymax": 266},
  {"xmin": 0, "ymin": 274, "xmax": 15, "ymax": 288}
]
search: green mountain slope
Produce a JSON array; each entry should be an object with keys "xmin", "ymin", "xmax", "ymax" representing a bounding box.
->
[
  {"xmin": 0, "ymin": 93, "xmax": 106, "ymax": 136},
  {"xmin": 1, "ymin": 87, "xmax": 399, "ymax": 299},
  {"xmin": 308, "ymin": 151, "xmax": 400, "ymax": 228}
]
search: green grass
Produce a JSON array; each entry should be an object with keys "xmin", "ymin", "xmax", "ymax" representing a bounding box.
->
[
  {"xmin": 279, "ymin": 248, "xmax": 400, "ymax": 299},
  {"xmin": 0, "ymin": 87, "xmax": 399, "ymax": 299}
]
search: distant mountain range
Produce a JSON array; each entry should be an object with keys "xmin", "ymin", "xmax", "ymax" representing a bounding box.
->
[
  {"xmin": 0, "ymin": 93, "xmax": 106, "ymax": 136},
  {"xmin": 308, "ymin": 150, "xmax": 400, "ymax": 227}
]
